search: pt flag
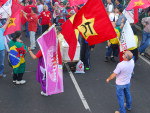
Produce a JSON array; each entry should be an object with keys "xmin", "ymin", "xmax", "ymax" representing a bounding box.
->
[
  {"xmin": 4, "ymin": 0, "xmax": 23, "ymax": 35},
  {"xmin": 61, "ymin": 14, "xmax": 79, "ymax": 61},
  {"xmin": 73, "ymin": 0, "xmax": 117, "ymax": 45},
  {"xmin": 126, "ymin": 0, "xmax": 150, "ymax": 10},
  {"xmin": 37, "ymin": 25, "xmax": 63, "ymax": 95},
  {"xmin": 68, "ymin": 0, "xmax": 87, "ymax": 6}
]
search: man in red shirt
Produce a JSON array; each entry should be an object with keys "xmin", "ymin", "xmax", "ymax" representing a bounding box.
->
[
  {"xmin": 23, "ymin": 7, "xmax": 38, "ymax": 50},
  {"xmin": 38, "ymin": 5, "xmax": 52, "ymax": 33},
  {"xmin": 23, "ymin": 1, "xmax": 37, "ymax": 38}
]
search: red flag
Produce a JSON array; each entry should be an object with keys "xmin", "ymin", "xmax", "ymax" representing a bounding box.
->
[
  {"xmin": 61, "ymin": 15, "xmax": 78, "ymax": 61},
  {"xmin": 68, "ymin": 0, "xmax": 87, "ymax": 6},
  {"xmin": 126, "ymin": 0, "xmax": 150, "ymax": 10},
  {"xmin": 0, "ymin": 0, "xmax": 7, "ymax": 6},
  {"xmin": 73, "ymin": 0, "xmax": 117, "ymax": 45},
  {"xmin": 4, "ymin": 11, "xmax": 21, "ymax": 35},
  {"xmin": 4, "ymin": 1, "xmax": 23, "ymax": 35}
]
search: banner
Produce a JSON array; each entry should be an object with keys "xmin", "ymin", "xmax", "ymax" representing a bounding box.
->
[
  {"xmin": 119, "ymin": 21, "xmax": 136, "ymax": 51},
  {"xmin": 123, "ymin": 9, "xmax": 134, "ymax": 23},
  {"xmin": 0, "ymin": 0, "xmax": 12, "ymax": 19},
  {"xmin": 37, "ymin": 25, "xmax": 63, "ymax": 95}
]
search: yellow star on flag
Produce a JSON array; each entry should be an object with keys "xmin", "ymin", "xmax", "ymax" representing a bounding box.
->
[
  {"xmin": 8, "ymin": 18, "xmax": 16, "ymax": 28},
  {"xmin": 77, "ymin": 15, "xmax": 98, "ymax": 40},
  {"xmin": 134, "ymin": 0, "xmax": 144, "ymax": 6}
]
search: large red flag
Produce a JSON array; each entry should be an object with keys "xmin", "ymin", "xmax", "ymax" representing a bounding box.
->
[
  {"xmin": 73, "ymin": 0, "xmax": 117, "ymax": 45},
  {"xmin": 126, "ymin": 0, "xmax": 150, "ymax": 10},
  {"xmin": 4, "ymin": 0, "xmax": 23, "ymax": 35},
  {"xmin": 68, "ymin": 0, "xmax": 87, "ymax": 6},
  {"xmin": 61, "ymin": 15, "xmax": 79, "ymax": 61}
]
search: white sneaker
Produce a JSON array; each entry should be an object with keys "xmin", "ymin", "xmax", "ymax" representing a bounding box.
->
[
  {"xmin": 16, "ymin": 81, "xmax": 21, "ymax": 85},
  {"xmin": 41, "ymin": 91, "xmax": 48, "ymax": 96},
  {"xmin": 16, "ymin": 80, "xmax": 26, "ymax": 85},
  {"xmin": 19, "ymin": 80, "xmax": 26, "ymax": 84},
  {"xmin": 13, "ymin": 80, "xmax": 17, "ymax": 83}
]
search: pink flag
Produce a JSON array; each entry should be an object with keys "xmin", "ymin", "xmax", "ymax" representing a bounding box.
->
[
  {"xmin": 37, "ymin": 25, "xmax": 63, "ymax": 95},
  {"xmin": 126, "ymin": 0, "xmax": 150, "ymax": 10},
  {"xmin": 68, "ymin": 0, "xmax": 87, "ymax": 6}
]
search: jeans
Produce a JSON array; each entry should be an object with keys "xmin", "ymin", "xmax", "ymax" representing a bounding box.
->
[
  {"xmin": 138, "ymin": 31, "xmax": 150, "ymax": 53},
  {"xmin": 106, "ymin": 44, "xmax": 119, "ymax": 57},
  {"xmin": 30, "ymin": 31, "xmax": 36, "ymax": 49},
  {"xmin": 116, "ymin": 83, "xmax": 132, "ymax": 113},
  {"xmin": 0, "ymin": 50, "xmax": 5, "ymax": 75}
]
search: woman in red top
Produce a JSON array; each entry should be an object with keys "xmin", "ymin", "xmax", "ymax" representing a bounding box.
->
[
  {"xmin": 38, "ymin": 5, "xmax": 52, "ymax": 33},
  {"xmin": 23, "ymin": 7, "xmax": 38, "ymax": 50}
]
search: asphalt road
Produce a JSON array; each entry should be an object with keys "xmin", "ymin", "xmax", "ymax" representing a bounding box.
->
[{"xmin": 0, "ymin": 34, "xmax": 150, "ymax": 113}]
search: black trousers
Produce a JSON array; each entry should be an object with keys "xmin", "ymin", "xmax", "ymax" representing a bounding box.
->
[
  {"xmin": 42, "ymin": 25, "xmax": 49, "ymax": 33},
  {"xmin": 13, "ymin": 73, "xmax": 23, "ymax": 81}
]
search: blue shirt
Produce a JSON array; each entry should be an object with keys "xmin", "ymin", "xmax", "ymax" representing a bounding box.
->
[{"xmin": 0, "ymin": 28, "xmax": 5, "ymax": 50}]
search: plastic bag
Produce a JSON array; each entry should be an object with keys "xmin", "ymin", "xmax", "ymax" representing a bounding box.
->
[{"xmin": 75, "ymin": 60, "xmax": 85, "ymax": 74}]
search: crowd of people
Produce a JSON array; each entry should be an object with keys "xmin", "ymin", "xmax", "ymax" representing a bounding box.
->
[{"xmin": 0, "ymin": 0, "xmax": 150, "ymax": 113}]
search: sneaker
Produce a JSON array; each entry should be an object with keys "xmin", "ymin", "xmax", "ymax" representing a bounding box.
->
[
  {"xmin": 16, "ymin": 80, "xmax": 26, "ymax": 85},
  {"xmin": 19, "ymin": 80, "xmax": 26, "ymax": 84},
  {"xmin": 2, "ymin": 74, "xmax": 6, "ymax": 78},
  {"xmin": 126, "ymin": 108, "xmax": 131, "ymax": 111},
  {"xmin": 124, "ymin": 103, "xmax": 131, "ymax": 111},
  {"xmin": 15, "ymin": 81, "xmax": 20, "ymax": 85},
  {"xmin": 104, "ymin": 57, "xmax": 109, "ymax": 62},
  {"xmin": 0, "ymin": 74, "xmax": 6, "ymax": 78},
  {"xmin": 41, "ymin": 91, "xmax": 48, "ymax": 96},
  {"xmin": 141, "ymin": 53, "xmax": 145, "ymax": 56},
  {"xmin": 110, "ymin": 57, "xmax": 116, "ymax": 62},
  {"xmin": 85, "ymin": 67, "xmax": 90, "ymax": 70},
  {"xmin": 13, "ymin": 80, "xmax": 17, "ymax": 83},
  {"xmin": 115, "ymin": 111, "xmax": 120, "ymax": 113}
]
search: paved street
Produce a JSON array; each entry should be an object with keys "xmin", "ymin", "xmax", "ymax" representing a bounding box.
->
[{"xmin": 0, "ymin": 35, "xmax": 150, "ymax": 113}]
